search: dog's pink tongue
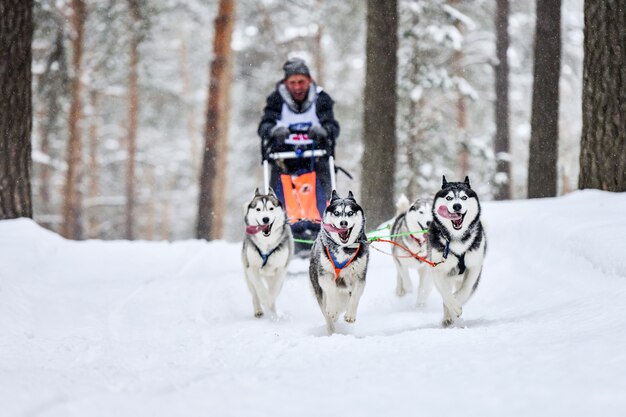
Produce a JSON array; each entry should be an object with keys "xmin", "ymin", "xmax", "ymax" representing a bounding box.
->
[
  {"xmin": 246, "ymin": 224, "xmax": 270, "ymax": 235},
  {"xmin": 437, "ymin": 205, "xmax": 462, "ymax": 220},
  {"xmin": 323, "ymin": 223, "xmax": 348, "ymax": 234}
]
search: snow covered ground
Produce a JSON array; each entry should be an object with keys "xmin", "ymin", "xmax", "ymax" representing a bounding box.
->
[{"xmin": 1, "ymin": 190, "xmax": 626, "ymax": 417}]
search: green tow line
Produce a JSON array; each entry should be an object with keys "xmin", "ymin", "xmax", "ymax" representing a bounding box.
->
[{"xmin": 293, "ymin": 223, "xmax": 428, "ymax": 245}]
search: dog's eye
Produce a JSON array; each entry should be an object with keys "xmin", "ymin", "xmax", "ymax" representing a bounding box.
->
[
  {"xmin": 461, "ymin": 196, "xmax": 467, "ymax": 201},
  {"xmin": 269, "ymin": 207, "xmax": 274, "ymax": 210},
  {"xmin": 418, "ymin": 210, "xmax": 424, "ymax": 214},
  {"xmin": 256, "ymin": 208, "xmax": 261, "ymax": 211},
  {"xmin": 333, "ymin": 211, "xmax": 340, "ymax": 217},
  {"xmin": 409, "ymin": 206, "xmax": 416, "ymax": 211},
  {"xmin": 446, "ymin": 196, "xmax": 453, "ymax": 201},
  {"xmin": 347, "ymin": 211, "xmax": 354, "ymax": 217}
]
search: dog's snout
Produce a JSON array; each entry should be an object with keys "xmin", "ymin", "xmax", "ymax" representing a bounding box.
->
[
  {"xmin": 453, "ymin": 203, "xmax": 462, "ymax": 212},
  {"xmin": 340, "ymin": 220, "xmax": 348, "ymax": 228},
  {"xmin": 426, "ymin": 221, "xmax": 431, "ymax": 227},
  {"xmin": 262, "ymin": 217, "xmax": 270, "ymax": 224}
]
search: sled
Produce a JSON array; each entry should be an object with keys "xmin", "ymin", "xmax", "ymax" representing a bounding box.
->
[{"xmin": 263, "ymin": 129, "xmax": 336, "ymax": 255}]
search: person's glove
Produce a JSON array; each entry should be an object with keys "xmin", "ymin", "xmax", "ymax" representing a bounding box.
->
[
  {"xmin": 308, "ymin": 125, "xmax": 331, "ymax": 151},
  {"xmin": 308, "ymin": 125, "xmax": 328, "ymax": 141},
  {"xmin": 270, "ymin": 125, "xmax": 290, "ymax": 146}
]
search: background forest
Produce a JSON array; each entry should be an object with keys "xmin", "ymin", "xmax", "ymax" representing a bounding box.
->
[{"xmin": 29, "ymin": 0, "xmax": 584, "ymax": 241}]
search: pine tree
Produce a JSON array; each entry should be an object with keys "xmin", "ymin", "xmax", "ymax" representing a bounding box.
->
[
  {"xmin": 361, "ymin": 0, "xmax": 398, "ymax": 227},
  {"xmin": 61, "ymin": 0, "xmax": 86, "ymax": 239},
  {"xmin": 528, "ymin": 0, "xmax": 562, "ymax": 198},
  {"xmin": 494, "ymin": 0, "xmax": 511, "ymax": 200},
  {"xmin": 578, "ymin": 0, "xmax": 626, "ymax": 191},
  {"xmin": 0, "ymin": 0, "xmax": 34, "ymax": 219},
  {"xmin": 197, "ymin": 0, "xmax": 235, "ymax": 240}
]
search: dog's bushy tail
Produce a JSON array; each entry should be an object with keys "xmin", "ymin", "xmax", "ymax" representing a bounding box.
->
[{"xmin": 395, "ymin": 194, "xmax": 411, "ymax": 215}]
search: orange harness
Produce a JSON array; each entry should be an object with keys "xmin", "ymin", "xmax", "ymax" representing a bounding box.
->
[{"xmin": 324, "ymin": 244, "xmax": 362, "ymax": 282}]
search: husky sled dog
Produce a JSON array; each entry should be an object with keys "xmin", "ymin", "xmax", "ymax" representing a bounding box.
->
[
  {"xmin": 309, "ymin": 190, "xmax": 369, "ymax": 334},
  {"xmin": 426, "ymin": 176, "xmax": 486, "ymax": 327},
  {"xmin": 242, "ymin": 187, "xmax": 294, "ymax": 318},
  {"xmin": 390, "ymin": 195, "xmax": 433, "ymax": 305}
]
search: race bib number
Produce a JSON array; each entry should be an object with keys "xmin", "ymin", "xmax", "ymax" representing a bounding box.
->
[{"xmin": 285, "ymin": 133, "xmax": 313, "ymax": 145}]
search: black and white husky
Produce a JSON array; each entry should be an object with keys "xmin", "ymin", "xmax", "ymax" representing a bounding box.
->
[
  {"xmin": 242, "ymin": 188, "xmax": 294, "ymax": 318},
  {"xmin": 390, "ymin": 195, "xmax": 433, "ymax": 306},
  {"xmin": 426, "ymin": 176, "xmax": 486, "ymax": 327},
  {"xmin": 309, "ymin": 191, "xmax": 369, "ymax": 334}
]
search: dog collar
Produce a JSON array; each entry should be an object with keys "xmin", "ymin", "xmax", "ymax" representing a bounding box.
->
[{"xmin": 324, "ymin": 244, "xmax": 361, "ymax": 282}]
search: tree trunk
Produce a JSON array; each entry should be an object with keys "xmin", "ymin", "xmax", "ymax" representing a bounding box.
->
[
  {"xmin": 87, "ymin": 91, "xmax": 100, "ymax": 238},
  {"xmin": 37, "ymin": 27, "xmax": 66, "ymax": 218},
  {"xmin": 360, "ymin": 0, "xmax": 398, "ymax": 228},
  {"xmin": 579, "ymin": 0, "xmax": 626, "ymax": 191},
  {"xmin": 61, "ymin": 0, "xmax": 85, "ymax": 238},
  {"xmin": 494, "ymin": 0, "xmax": 512, "ymax": 200},
  {"xmin": 197, "ymin": 0, "xmax": 235, "ymax": 240},
  {"xmin": 450, "ymin": 0, "xmax": 469, "ymax": 179},
  {"xmin": 0, "ymin": 0, "xmax": 33, "ymax": 220},
  {"xmin": 314, "ymin": 0, "xmax": 325, "ymax": 86},
  {"xmin": 125, "ymin": 0, "xmax": 141, "ymax": 240},
  {"xmin": 179, "ymin": 33, "xmax": 200, "ymax": 174},
  {"xmin": 528, "ymin": 0, "xmax": 561, "ymax": 199}
]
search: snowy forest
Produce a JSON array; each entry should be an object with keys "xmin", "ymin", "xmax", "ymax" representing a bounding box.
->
[
  {"xmin": 1, "ymin": 0, "xmax": 625, "ymax": 239},
  {"xmin": 2, "ymin": 2, "xmax": 626, "ymax": 415}
]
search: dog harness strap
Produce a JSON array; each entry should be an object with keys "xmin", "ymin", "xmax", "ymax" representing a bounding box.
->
[
  {"xmin": 325, "ymin": 244, "xmax": 361, "ymax": 282},
  {"xmin": 442, "ymin": 240, "xmax": 466, "ymax": 275},
  {"xmin": 256, "ymin": 246, "xmax": 277, "ymax": 268},
  {"xmin": 456, "ymin": 253, "xmax": 466, "ymax": 275},
  {"xmin": 443, "ymin": 240, "xmax": 450, "ymax": 259},
  {"xmin": 409, "ymin": 234, "xmax": 423, "ymax": 247}
]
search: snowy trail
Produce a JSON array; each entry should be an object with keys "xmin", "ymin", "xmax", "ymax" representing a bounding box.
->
[{"xmin": 1, "ymin": 190, "xmax": 626, "ymax": 416}]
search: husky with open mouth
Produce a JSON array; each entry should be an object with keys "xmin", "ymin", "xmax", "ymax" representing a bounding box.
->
[
  {"xmin": 309, "ymin": 190, "xmax": 369, "ymax": 334},
  {"xmin": 426, "ymin": 176, "xmax": 486, "ymax": 327},
  {"xmin": 390, "ymin": 195, "xmax": 433, "ymax": 306},
  {"xmin": 242, "ymin": 187, "xmax": 294, "ymax": 318}
]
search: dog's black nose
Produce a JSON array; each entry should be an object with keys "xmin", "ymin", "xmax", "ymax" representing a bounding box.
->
[
  {"xmin": 453, "ymin": 203, "xmax": 462, "ymax": 211},
  {"xmin": 262, "ymin": 217, "xmax": 270, "ymax": 224},
  {"xmin": 340, "ymin": 220, "xmax": 348, "ymax": 228}
]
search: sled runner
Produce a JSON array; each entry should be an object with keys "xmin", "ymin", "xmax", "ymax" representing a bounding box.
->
[{"xmin": 262, "ymin": 125, "xmax": 337, "ymax": 255}]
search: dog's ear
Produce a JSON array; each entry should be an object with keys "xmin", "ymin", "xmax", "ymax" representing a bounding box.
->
[
  {"xmin": 254, "ymin": 187, "xmax": 262, "ymax": 196},
  {"xmin": 267, "ymin": 186, "xmax": 277, "ymax": 197},
  {"xmin": 331, "ymin": 189, "xmax": 340, "ymax": 201},
  {"xmin": 347, "ymin": 190, "xmax": 355, "ymax": 200},
  {"xmin": 464, "ymin": 176, "xmax": 471, "ymax": 188},
  {"xmin": 441, "ymin": 175, "xmax": 448, "ymax": 189}
]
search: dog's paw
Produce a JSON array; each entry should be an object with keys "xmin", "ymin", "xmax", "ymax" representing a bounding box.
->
[
  {"xmin": 344, "ymin": 313, "xmax": 356, "ymax": 323},
  {"xmin": 325, "ymin": 311, "xmax": 339, "ymax": 323},
  {"xmin": 395, "ymin": 285, "xmax": 407, "ymax": 297},
  {"xmin": 254, "ymin": 310, "xmax": 264, "ymax": 318},
  {"xmin": 442, "ymin": 317, "xmax": 467, "ymax": 328}
]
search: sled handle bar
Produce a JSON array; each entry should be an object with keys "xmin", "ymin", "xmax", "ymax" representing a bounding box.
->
[
  {"xmin": 263, "ymin": 152, "xmax": 336, "ymax": 194},
  {"xmin": 267, "ymin": 149, "xmax": 327, "ymax": 160}
]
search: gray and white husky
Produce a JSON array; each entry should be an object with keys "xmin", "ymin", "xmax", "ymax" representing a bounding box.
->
[
  {"xmin": 242, "ymin": 187, "xmax": 294, "ymax": 318},
  {"xmin": 425, "ymin": 176, "xmax": 486, "ymax": 327},
  {"xmin": 390, "ymin": 195, "xmax": 433, "ymax": 306},
  {"xmin": 309, "ymin": 190, "xmax": 370, "ymax": 334}
]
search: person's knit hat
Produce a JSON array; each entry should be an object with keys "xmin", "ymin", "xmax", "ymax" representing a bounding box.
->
[{"xmin": 283, "ymin": 57, "xmax": 311, "ymax": 79}]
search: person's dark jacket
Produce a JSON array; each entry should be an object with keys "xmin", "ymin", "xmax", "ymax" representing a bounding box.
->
[{"xmin": 257, "ymin": 81, "xmax": 340, "ymax": 146}]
